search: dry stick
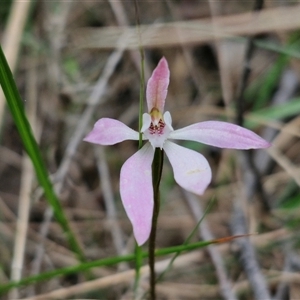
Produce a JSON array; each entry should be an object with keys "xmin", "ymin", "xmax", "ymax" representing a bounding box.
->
[
  {"xmin": 9, "ymin": 57, "xmax": 41, "ymax": 299},
  {"xmin": 267, "ymin": 146, "xmax": 300, "ymax": 187},
  {"xmin": 108, "ymin": 0, "xmax": 150, "ymax": 78},
  {"xmin": 235, "ymin": 0, "xmax": 270, "ymax": 212},
  {"xmin": 232, "ymin": 0, "xmax": 272, "ymax": 298},
  {"xmin": 274, "ymin": 246, "xmax": 293, "ymax": 300},
  {"xmin": 155, "ymin": 282, "xmax": 220, "ymax": 299},
  {"xmin": 231, "ymin": 202, "xmax": 272, "ymax": 300},
  {"xmin": 206, "ymin": 2, "xmax": 243, "ymax": 300},
  {"xmin": 30, "ymin": 36, "xmax": 127, "ymax": 278},
  {"xmin": 288, "ymin": 252, "xmax": 300, "ymax": 272},
  {"xmin": 183, "ymin": 190, "xmax": 237, "ymax": 300},
  {"xmin": 0, "ymin": 146, "xmax": 22, "ymax": 168},
  {"xmin": 44, "ymin": 0, "xmax": 73, "ymax": 97},
  {"xmin": 95, "ymin": 147, "xmax": 127, "ymax": 259},
  {"xmin": 235, "ymin": 0, "xmax": 264, "ymax": 104},
  {"xmin": 165, "ymin": 0, "xmax": 206, "ymax": 97},
  {"xmin": 73, "ymin": 5, "xmax": 300, "ymax": 50},
  {"xmin": 250, "ymin": 70, "xmax": 299, "ymax": 235},
  {"xmin": 208, "ymin": 0, "xmax": 233, "ymax": 109},
  {"xmin": 254, "ymin": 69, "xmax": 298, "ymax": 176},
  {"xmin": 231, "ymin": 12, "xmax": 299, "ymax": 300},
  {"xmin": 0, "ymin": 0, "xmax": 31, "ymax": 126}
]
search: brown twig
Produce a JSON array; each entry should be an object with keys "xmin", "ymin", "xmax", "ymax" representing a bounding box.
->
[
  {"xmin": 231, "ymin": 199, "xmax": 272, "ymax": 300},
  {"xmin": 72, "ymin": 5, "xmax": 300, "ymax": 50},
  {"xmin": 95, "ymin": 147, "xmax": 127, "ymax": 260},
  {"xmin": 183, "ymin": 190, "xmax": 237, "ymax": 300}
]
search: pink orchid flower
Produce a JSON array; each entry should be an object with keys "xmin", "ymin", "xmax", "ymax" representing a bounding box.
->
[{"xmin": 84, "ymin": 57, "xmax": 270, "ymax": 246}]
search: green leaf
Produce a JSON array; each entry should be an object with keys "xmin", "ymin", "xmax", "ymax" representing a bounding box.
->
[
  {"xmin": 246, "ymin": 97, "xmax": 300, "ymax": 129},
  {"xmin": 254, "ymin": 37, "xmax": 300, "ymax": 59},
  {"xmin": 245, "ymin": 35, "xmax": 300, "ymax": 111},
  {"xmin": 0, "ymin": 45, "xmax": 85, "ymax": 262},
  {"xmin": 251, "ymin": 56, "xmax": 287, "ymax": 111},
  {"xmin": 278, "ymin": 193, "xmax": 300, "ymax": 210}
]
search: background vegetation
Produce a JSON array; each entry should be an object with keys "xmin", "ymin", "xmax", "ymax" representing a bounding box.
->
[{"xmin": 0, "ymin": 0, "xmax": 300, "ymax": 299}]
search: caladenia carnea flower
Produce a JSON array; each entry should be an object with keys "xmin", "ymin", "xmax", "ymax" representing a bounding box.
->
[{"xmin": 84, "ymin": 57, "xmax": 271, "ymax": 246}]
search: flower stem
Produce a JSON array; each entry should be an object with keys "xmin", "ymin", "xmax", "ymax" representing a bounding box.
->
[
  {"xmin": 134, "ymin": 0, "xmax": 145, "ymax": 149},
  {"xmin": 134, "ymin": 0, "xmax": 145, "ymax": 293},
  {"xmin": 149, "ymin": 148, "xmax": 164, "ymax": 300}
]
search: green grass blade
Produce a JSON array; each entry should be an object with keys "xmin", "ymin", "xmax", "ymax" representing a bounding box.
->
[
  {"xmin": 156, "ymin": 196, "xmax": 216, "ymax": 283},
  {"xmin": 254, "ymin": 37, "xmax": 300, "ymax": 59},
  {"xmin": 246, "ymin": 97, "xmax": 300, "ymax": 129},
  {"xmin": 0, "ymin": 239, "xmax": 217, "ymax": 294},
  {"xmin": 0, "ymin": 45, "xmax": 85, "ymax": 262},
  {"xmin": 244, "ymin": 34, "xmax": 300, "ymax": 112},
  {"xmin": 249, "ymin": 55, "xmax": 288, "ymax": 111}
]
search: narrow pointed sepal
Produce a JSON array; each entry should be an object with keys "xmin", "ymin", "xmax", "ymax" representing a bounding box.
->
[
  {"xmin": 120, "ymin": 143, "xmax": 155, "ymax": 245},
  {"xmin": 146, "ymin": 57, "xmax": 170, "ymax": 113},
  {"xmin": 169, "ymin": 121, "xmax": 271, "ymax": 149},
  {"xmin": 84, "ymin": 118, "xmax": 139, "ymax": 145}
]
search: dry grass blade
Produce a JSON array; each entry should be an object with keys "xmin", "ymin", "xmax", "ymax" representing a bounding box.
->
[
  {"xmin": 183, "ymin": 190, "xmax": 237, "ymax": 300},
  {"xmin": 108, "ymin": 0, "xmax": 150, "ymax": 77},
  {"xmin": 231, "ymin": 193, "xmax": 272, "ymax": 299},
  {"xmin": 267, "ymin": 146, "xmax": 300, "ymax": 187},
  {"xmin": 0, "ymin": 0, "xmax": 31, "ymax": 125},
  {"xmin": 72, "ymin": 5, "xmax": 300, "ymax": 49},
  {"xmin": 96, "ymin": 147, "xmax": 127, "ymax": 258}
]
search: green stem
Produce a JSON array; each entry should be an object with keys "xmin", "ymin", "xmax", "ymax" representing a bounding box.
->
[
  {"xmin": 134, "ymin": 5, "xmax": 145, "ymax": 294},
  {"xmin": 138, "ymin": 52, "xmax": 145, "ymax": 149},
  {"xmin": 134, "ymin": 0, "xmax": 145, "ymax": 149},
  {"xmin": 149, "ymin": 148, "xmax": 164, "ymax": 300}
]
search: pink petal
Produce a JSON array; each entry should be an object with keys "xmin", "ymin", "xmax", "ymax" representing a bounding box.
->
[
  {"xmin": 146, "ymin": 57, "xmax": 170, "ymax": 113},
  {"xmin": 169, "ymin": 121, "xmax": 271, "ymax": 149},
  {"xmin": 164, "ymin": 141, "xmax": 212, "ymax": 195},
  {"xmin": 83, "ymin": 118, "xmax": 139, "ymax": 145},
  {"xmin": 120, "ymin": 143, "xmax": 155, "ymax": 245}
]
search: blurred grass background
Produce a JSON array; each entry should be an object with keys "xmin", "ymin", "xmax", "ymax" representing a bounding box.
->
[{"xmin": 0, "ymin": 0, "xmax": 300, "ymax": 299}]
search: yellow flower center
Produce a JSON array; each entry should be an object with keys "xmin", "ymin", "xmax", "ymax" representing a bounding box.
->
[{"xmin": 150, "ymin": 108, "xmax": 163, "ymax": 126}]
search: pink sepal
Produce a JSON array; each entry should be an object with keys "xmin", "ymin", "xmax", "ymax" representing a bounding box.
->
[
  {"xmin": 146, "ymin": 57, "xmax": 170, "ymax": 113},
  {"xmin": 84, "ymin": 118, "xmax": 139, "ymax": 145},
  {"xmin": 120, "ymin": 143, "xmax": 155, "ymax": 245},
  {"xmin": 164, "ymin": 141, "xmax": 212, "ymax": 195},
  {"xmin": 169, "ymin": 121, "xmax": 271, "ymax": 149}
]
